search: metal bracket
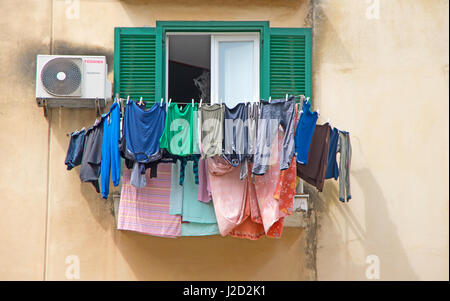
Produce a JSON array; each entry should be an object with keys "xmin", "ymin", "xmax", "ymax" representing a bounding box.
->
[
  {"xmin": 95, "ymin": 98, "xmax": 101, "ymax": 117},
  {"xmin": 42, "ymin": 99, "xmax": 48, "ymax": 117}
]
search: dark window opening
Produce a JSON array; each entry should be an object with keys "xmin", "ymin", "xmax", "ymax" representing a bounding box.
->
[{"xmin": 168, "ymin": 35, "xmax": 211, "ymax": 104}]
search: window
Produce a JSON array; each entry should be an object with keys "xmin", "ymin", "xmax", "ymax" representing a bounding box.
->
[
  {"xmin": 211, "ymin": 34, "xmax": 260, "ymax": 106},
  {"xmin": 166, "ymin": 34, "xmax": 211, "ymax": 103},
  {"xmin": 114, "ymin": 22, "xmax": 311, "ymax": 108}
]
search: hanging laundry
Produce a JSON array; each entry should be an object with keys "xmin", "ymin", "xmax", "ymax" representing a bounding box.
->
[
  {"xmin": 197, "ymin": 158, "xmax": 212, "ymax": 203},
  {"xmin": 228, "ymin": 167, "xmax": 285, "ymax": 240},
  {"xmin": 208, "ymin": 128, "xmax": 292, "ymax": 239},
  {"xmin": 169, "ymin": 161, "xmax": 219, "ymax": 236},
  {"xmin": 130, "ymin": 161, "xmax": 146, "ymax": 189},
  {"xmin": 182, "ymin": 161, "xmax": 218, "ymax": 224},
  {"xmin": 297, "ymin": 123, "xmax": 331, "ymax": 192},
  {"xmin": 198, "ymin": 104, "xmax": 224, "ymax": 158},
  {"xmin": 238, "ymin": 102, "xmax": 259, "ymax": 180},
  {"xmin": 253, "ymin": 129, "xmax": 290, "ymax": 236},
  {"xmin": 273, "ymin": 104, "xmax": 299, "ymax": 217},
  {"xmin": 247, "ymin": 102, "xmax": 259, "ymax": 158},
  {"xmin": 196, "ymin": 107, "xmax": 204, "ymax": 155},
  {"xmin": 228, "ymin": 185, "xmax": 266, "ymax": 240},
  {"xmin": 337, "ymin": 131, "xmax": 352, "ymax": 202},
  {"xmin": 147, "ymin": 150, "xmax": 178, "ymax": 177},
  {"xmin": 117, "ymin": 163, "xmax": 181, "ymax": 238},
  {"xmin": 325, "ymin": 127, "xmax": 340, "ymax": 180},
  {"xmin": 100, "ymin": 102, "xmax": 121, "ymax": 199},
  {"xmin": 252, "ymin": 95, "xmax": 296, "ymax": 175},
  {"xmin": 273, "ymin": 156, "xmax": 297, "ymax": 216},
  {"xmin": 207, "ymin": 156, "xmax": 247, "ymax": 236},
  {"xmin": 65, "ymin": 128, "xmax": 86, "ymax": 170},
  {"xmin": 223, "ymin": 103, "xmax": 249, "ymax": 167},
  {"xmin": 169, "ymin": 160, "xmax": 183, "ymax": 216},
  {"xmin": 120, "ymin": 133, "xmax": 177, "ymax": 178},
  {"xmin": 178, "ymin": 155, "xmax": 200, "ymax": 186},
  {"xmin": 160, "ymin": 103, "xmax": 198, "ymax": 156},
  {"xmin": 122, "ymin": 100, "xmax": 166, "ymax": 163},
  {"xmin": 192, "ymin": 108, "xmax": 200, "ymax": 155},
  {"xmin": 294, "ymin": 99, "xmax": 318, "ymax": 165},
  {"xmin": 79, "ymin": 119, "xmax": 103, "ymax": 193},
  {"xmin": 223, "ymin": 102, "xmax": 256, "ymax": 180}
]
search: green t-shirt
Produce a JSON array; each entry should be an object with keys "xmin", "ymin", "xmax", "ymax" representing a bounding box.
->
[{"xmin": 160, "ymin": 103, "xmax": 198, "ymax": 156}]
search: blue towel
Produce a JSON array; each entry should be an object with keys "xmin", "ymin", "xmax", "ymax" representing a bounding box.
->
[{"xmin": 294, "ymin": 100, "xmax": 318, "ymax": 165}]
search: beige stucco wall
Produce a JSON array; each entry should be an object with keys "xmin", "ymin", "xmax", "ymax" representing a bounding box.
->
[
  {"xmin": 312, "ymin": 0, "xmax": 449, "ymax": 280},
  {"xmin": 0, "ymin": 0, "xmax": 312, "ymax": 281},
  {"xmin": 0, "ymin": 0, "xmax": 448, "ymax": 281}
]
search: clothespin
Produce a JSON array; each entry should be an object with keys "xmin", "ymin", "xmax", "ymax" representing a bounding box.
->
[
  {"xmin": 285, "ymin": 94, "xmax": 288, "ymax": 101},
  {"xmin": 160, "ymin": 98, "xmax": 164, "ymax": 107},
  {"xmin": 192, "ymin": 98, "xmax": 194, "ymax": 107},
  {"xmin": 269, "ymin": 96, "xmax": 272, "ymax": 103},
  {"xmin": 127, "ymin": 95, "xmax": 130, "ymax": 104},
  {"xmin": 168, "ymin": 98, "xmax": 172, "ymax": 107},
  {"xmin": 199, "ymin": 98, "xmax": 203, "ymax": 107},
  {"xmin": 139, "ymin": 97, "xmax": 143, "ymax": 105}
]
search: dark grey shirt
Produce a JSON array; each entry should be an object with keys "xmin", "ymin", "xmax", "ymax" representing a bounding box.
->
[{"xmin": 80, "ymin": 120, "xmax": 103, "ymax": 192}]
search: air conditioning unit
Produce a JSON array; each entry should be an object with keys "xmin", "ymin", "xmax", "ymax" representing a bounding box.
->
[{"xmin": 36, "ymin": 55, "xmax": 112, "ymax": 108}]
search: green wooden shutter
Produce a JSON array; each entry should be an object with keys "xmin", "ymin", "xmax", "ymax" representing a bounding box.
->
[
  {"xmin": 114, "ymin": 27, "xmax": 157, "ymax": 107},
  {"xmin": 269, "ymin": 28, "xmax": 312, "ymax": 99}
]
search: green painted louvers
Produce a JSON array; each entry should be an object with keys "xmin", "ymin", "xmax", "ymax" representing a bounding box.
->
[
  {"xmin": 270, "ymin": 27, "xmax": 312, "ymax": 101},
  {"xmin": 114, "ymin": 22, "xmax": 312, "ymax": 107},
  {"xmin": 114, "ymin": 27, "xmax": 157, "ymax": 109}
]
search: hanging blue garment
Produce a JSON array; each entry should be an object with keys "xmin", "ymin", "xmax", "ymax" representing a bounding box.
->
[
  {"xmin": 100, "ymin": 102, "xmax": 121, "ymax": 199},
  {"xmin": 64, "ymin": 128, "xmax": 86, "ymax": 170},
  {"xmin": 325, "ymin": 127, "xmax": 340, "ymax": 180},
  {"xmin": 294, "ymin": 100, "xmax": 318, "ymax": 165},
  {"xmin": 123, "ymin": 101, "xmax": 166, "ymax": 163}
]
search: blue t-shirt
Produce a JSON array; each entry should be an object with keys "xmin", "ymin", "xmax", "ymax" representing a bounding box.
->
[{"xmin": 123, "ymin": 101, "xmax": 166, "ymax": 163}]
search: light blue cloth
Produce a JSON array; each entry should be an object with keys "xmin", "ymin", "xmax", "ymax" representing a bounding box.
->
[
  {"xmin": 169, "ymin": 161, "xmax": 219, "ymax": 236},
  {"xmin": 181, "ymin": 222, "xmax": 219, "ymax": 236},
  {"xmin": 169, "ymin": 161, "xmax": 183, "ymax": 215},
  {"xmin": 181, "ymin": 161, "xmax": 218, "ymax": 224}
]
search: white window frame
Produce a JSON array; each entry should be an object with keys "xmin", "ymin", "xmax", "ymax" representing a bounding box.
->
[{"xmin": 166, "ymin": 33, "xmax": 260, "ymax": 104}]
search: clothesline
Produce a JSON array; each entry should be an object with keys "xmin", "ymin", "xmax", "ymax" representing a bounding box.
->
[
  {"xmin": 65, "ymin": 92, "xmax": 351, "ymax": 240},
  {"xmin": 113, "ymin": 93, "xmax": 309, "ymax": 106}
]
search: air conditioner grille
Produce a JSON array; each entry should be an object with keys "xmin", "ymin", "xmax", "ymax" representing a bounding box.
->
[{"xmin": 41, "ymin": 58, "xmax": 82, "ymax": 96}]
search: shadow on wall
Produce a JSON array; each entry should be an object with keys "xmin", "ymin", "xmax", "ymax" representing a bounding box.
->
[
  {"xmin": 308, "ymin": 136, "xmax": 418, "ymax": 280},
  {"xmin": 110, "ymin": 227, "xmax": 306, "ymax": 281},
  {"xmin": 16, "ymin": 40, "xmax": 114, "ymax": 86},
  {"xmin": 309, "ymin": 2, "xmax": 419, "ymax": 280},
  {"xmin": 54, "ymin": 41, "xmax": 114, "ymax": 75}
]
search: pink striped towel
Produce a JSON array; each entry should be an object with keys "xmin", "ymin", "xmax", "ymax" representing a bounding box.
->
[{"xmin": 117, "ymin": 163, "xmax": 181, "ymax": 237}]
